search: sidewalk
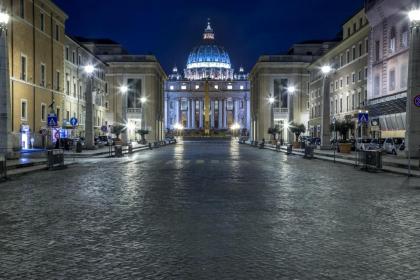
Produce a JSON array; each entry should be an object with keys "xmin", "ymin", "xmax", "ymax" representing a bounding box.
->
[
  {"xmin": 63, "ymin": 142, "xmax": 151, "ymax": 158},
  {"xmin": 248, "ymin": 142, "xmax": 419, "ymax": 177}
]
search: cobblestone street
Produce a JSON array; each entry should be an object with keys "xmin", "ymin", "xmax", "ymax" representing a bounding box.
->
[{"xmin": 1, "ymin": 140, "xmax": 420, "ymax": 279}]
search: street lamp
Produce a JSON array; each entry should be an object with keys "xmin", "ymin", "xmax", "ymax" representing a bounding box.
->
[
  {"xmin": 0, "ymin": 10, "xmax": 10, "ymax": 157},
  {"xmin": 230, "ymin": 122, "xmax": 241, "ymax": 138},
  {"xmin": 140, "ymin": 96, "xmax": 147, "ymax": 104},
  {"xmin": 287, "ymin": 86, "xmax": 296, "ymax": 94},
  {"xmin": 83, "ymin": 64, "xmax": 96, "ymax": 149},
  {"xmin": 405, "ymin": 8, "xmax": 420, "ymax": 176},
  {"xmin": 268, "ymin": 96, "xmax": 275, "ymax": 133},
  {"xmin": 320, "ymin": 64, "xmax": 334, "ymax": 148}
]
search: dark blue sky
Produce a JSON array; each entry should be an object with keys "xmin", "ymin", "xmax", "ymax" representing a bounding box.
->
[{"xmin": 54, "ymin": 0, "xmax": 364, "ymax": 73}]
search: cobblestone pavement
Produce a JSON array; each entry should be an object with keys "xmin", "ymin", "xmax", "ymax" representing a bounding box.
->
[{"xmin": 1, "ymin": 140, "xmax": 420, "ymax": 279}]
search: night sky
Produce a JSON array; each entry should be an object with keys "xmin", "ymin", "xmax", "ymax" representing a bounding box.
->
[{"xmin": 54, "ymin": 0, "xmax": 364, "ymax": 73}]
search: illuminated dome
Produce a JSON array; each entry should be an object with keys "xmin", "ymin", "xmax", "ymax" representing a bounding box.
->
[{"xmin": 185, "ymin": 20, "xmax": 234, "ymax": 80}]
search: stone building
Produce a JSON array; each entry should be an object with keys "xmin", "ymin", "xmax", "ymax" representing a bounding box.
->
[
  {"xmin": 3, "ymin": 0, "xmax": 67, "ymax": 150},
  {"xmin": 164, "ymin": 21, "xmax": 250, "ymax": 133},
  {"xmin": 365, "ymin": 0, "xmax": 412, "ymax": 139},
  {"xmin": 82, "ymin": 39, "xmax": 167, "ymax": 142},
  {"xmin": 250, "ymin": 42, "xmax": 334, "ymax": 142},
  {"xmin": 308, "ymin": 9, "xmax": 369, "ymax": 143},
  {"xmin": 63, "ymin": 36, "xmax": 108, "ymax": 142}
]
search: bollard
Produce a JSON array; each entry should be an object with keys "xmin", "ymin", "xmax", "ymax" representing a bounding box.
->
[
  {"xmin": 286, "ymin": 144, "xmax": 292, "ymax": 155},
  {"xmin": 128, "ymin": 143, "xmax": 133, "ymax": 154},
  {"xmin": 114, "ymin": 145, "xmax": 123, "ymax": 157},
  {"xmin": 149, "ymin": 143, "xmax": 153, "ymax": 150},
  {"xmin": 48, "ymin": 149, "xmax": 65, "ymax": 170}
]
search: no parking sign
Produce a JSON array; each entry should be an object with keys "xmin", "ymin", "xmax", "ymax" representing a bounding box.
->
[{"xmin": 414, "ymin": 95, "xmax": 420, "ymax": 107}]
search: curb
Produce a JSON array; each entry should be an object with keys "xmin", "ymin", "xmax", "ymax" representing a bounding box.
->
[{"xmin": 244, "ymin": 143, "xmax": 419, "ymax": 178}]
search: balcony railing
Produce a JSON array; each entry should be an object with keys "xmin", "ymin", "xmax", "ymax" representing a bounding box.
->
[{"xmin": 127, "ymin": 108, "xmax": 143, "ymax": 119}]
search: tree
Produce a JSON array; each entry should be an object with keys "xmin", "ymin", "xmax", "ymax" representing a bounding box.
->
[
  {"xmin": 268, "ymin": 125, "xmax": 280, "ymax": 140},
  {"xmin": 330, "ymin": 119, "xmax": 354, "ymax": 141},
  {"xmin": 111, "ymin": 124, "xmax": 126, "ymax": 140},
  {"xmin": 290, "ymin": 122, "xmax": 306, "ymax": 141}
]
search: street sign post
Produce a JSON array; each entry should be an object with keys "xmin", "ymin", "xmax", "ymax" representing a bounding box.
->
[
  {"xmin": 69, "ymin": 117, "xmax": 78, "ymax": 127},
  {"xmin": 47, "ymin": 114, "xmax": 58, "ymax": 127},
  {"xmin": 358, "ymin": 112, "xmax": 369, "ymax": 123}
]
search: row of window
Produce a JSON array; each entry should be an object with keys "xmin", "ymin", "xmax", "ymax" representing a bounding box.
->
[
  {"xmin": 373, "ymin": 64, "xmax": 408, "ymax": 96},
  {"xmin": 374, "ymin": 25, "xmax": 409, "ymax": 62},
  {"xmin": 20, "ymin": 55, "xmax": 61, "ymax": 90},
  {"xmin": 169, "ymin": 99, "xmax": 243, "ymax": 111},
  {"xmin": 19, "ymin": 0, "xmax": 60, "ymax": 41},
  {"xmin": 20, "ymin": 99, "xmax": 108, "ymax": 126},
  {"xmin": 169, "ymin": 84, "xmax": 245, "ymax": 91},
  {"xmin": 309, "ymin": 90, "xmax": 367, "ymax": 118},
  {"xmin": 331, "ymin": 68, "xmax": 368, "ymax": 92},
  {"xmin": 345, "ymin": 16, "xmax": 367, "ymax": 39},
  {"xmin": 337, "ymin": 38, "xmax": 369, "ymax": 68}
]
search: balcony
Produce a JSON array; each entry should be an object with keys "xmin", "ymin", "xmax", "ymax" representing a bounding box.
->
[
  {"xmin": 273, "ymin": 108, "xmax": 289, "ymax": 120},
  {"xmin": 127, "ymin": 108, "xmax": 143, "ymax": 120}
]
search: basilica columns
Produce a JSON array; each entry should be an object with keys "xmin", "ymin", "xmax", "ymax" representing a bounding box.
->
[
  {"xmin": 223, "ymin": 100, "xmax": 227, "ymax": 128},
  {"xmin": 210, "ymin": 100, "xmax": 215, "ymax": 128},
  {"xmin": 199, "ymin": 100, "xmax": 203, "ymax": 128},
  {"xmin": 191, "ymin": 99, "xmax": 195, "ymax": 129},
  {"xmin": 218, "ymin": 99, "xmax": 223, "ymax": 129}
]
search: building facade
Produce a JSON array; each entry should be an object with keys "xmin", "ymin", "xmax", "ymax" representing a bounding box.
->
[
  {"xmin": 3, "ymin": 0, "xmax": 67, "ymax": 150},
  {"xmin": 164, "ymin": 21, "xmax": 250, "ymax": 133},
  {"xmin": 250, "ymin": 42, "xmax": 334, "ymax": 142},
  {"xmin": 83, "ymin": 39, "xmax": 167, "ymax": 142},
  {"xmin": 365, "ymin": 0, "xmax": 412, "ymax": 139},
  {"xmin": 308, "ymin": 9, "xmax": 369, "ymax": 143},
  {"xmin": 63, "ymin": 36, "xmax": 109, "ymax": 143}
]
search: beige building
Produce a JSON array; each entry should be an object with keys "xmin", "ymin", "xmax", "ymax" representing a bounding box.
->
[
  {"xmin": 4, "ymin": 0, "xmax": 67, "ymax": 149},
  {"xmin": 63, "ymin": 36, "xmax": 109, "ymax": 140},
  {"xmin": 250, "ymin": 42, "xmax": 334, "ymax": 142},
  {"xmin": 308, "ymin": 9, "xmax": 369, "ymax": 142},
  {"xmin": 79, "ymin": 39, "xmax": 166, "ymax": 142}
]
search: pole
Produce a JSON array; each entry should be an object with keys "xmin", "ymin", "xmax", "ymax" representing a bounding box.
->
[
  {"xmin": 333, "ymin": 121, "xmax": 336, "ymax": 163},
  {"xmin": 0, "ymin": 20, "xmax": 11, "ymax": 158}
]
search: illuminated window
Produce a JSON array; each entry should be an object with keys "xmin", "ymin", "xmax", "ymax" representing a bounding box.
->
[
  {"xmin": 195, "ymin": 85, "xmax": 199, "ymax": 90},
  {"xmin": 227, "ymin": 84, "xmax": 233, "ymax": 90},
  {"xmin": 181, "ymin": 85, "xmax": 187, "ymax": 90},
  {"xmin": 170, "ymin": 85, "xmax": 174, "ymax": 90},
  {"xmin": 214, "ymin": 85, "xmax": 219, "ymax": 90},
  {"xmin": 240, "ymin": 85, "xmax": 244, "ymax": 90}
]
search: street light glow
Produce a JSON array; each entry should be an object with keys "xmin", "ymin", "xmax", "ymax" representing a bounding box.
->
[
  {"xmin": 126, "ymin": 122, "xmax": 136, "ymax": 131},
  {"xmin": 287, "ymin": 86, "xmax": 296, "ymax": 94},
  {"xmin": 119, "ymin": 85, "xmax": 128, "ymax": 94},
  {"xmin": 84, "ymin": 64, "xmax": 95, "ymax": 74},
  {"xmin": 321, "ymin": 65, "xmax": 332, "ymax": 74},
  {"xmin": 268, "ymin": 97, "xmax": 275, "ymax": 104},
  {"xmin": 0, "ymin": 12, "xmax": 10, "ymax": 25},
  {"xmin": 230, "ymin": 123, "xmax": 241, "ymax": 130},
  {"xmin": 409, "ymin": 9, "xmax": 420, "ymax": 22},
  {"xmin": 174, "ymin": 123, "xmax": 184, "ymax": 130},
  {"xmin": 140, "ymin": 97, "xmax": 147, "ymax": 104}
]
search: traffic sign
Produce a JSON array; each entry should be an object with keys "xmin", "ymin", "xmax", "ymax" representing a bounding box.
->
[
  {"xmin": 358, "ymin": 112, "xmax": 369, "ymax": 123},
  {"xmin": 47, "ymin": 114, "xmax": 58, "ymax": 127},
  {"xmin": 69, "ymin": 117, "xmax": 78, "ymax": 127},
  {"xmin": 332, "ymin": 116, "xmax": 336, "ymax": 124},
  {"xmin": 414, "ymin": 95, "xmax": 420, "ymax": 107}
]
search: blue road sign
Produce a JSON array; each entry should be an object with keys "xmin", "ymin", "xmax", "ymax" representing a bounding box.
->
[
  {"xmin": 70, "ymin": 117, "xmax": 78, "ymax": 127},
  {"xmin": 414, "ymin": 95, "xmax": 420, "ymax": 107},
  {"xmin": 358, "ymin": 112, "xmax": 369, "ymax": 123},
  {"xmin": 47, "ymin": 114, "xmax": 58, "ymax": 127}
]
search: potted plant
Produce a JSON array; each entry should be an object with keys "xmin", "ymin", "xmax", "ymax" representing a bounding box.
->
[
  {"xmin": 290, "ymin": 122, "xmax": 306, "ymax": 148},
  {"xmin": 136, "ymin": 129, "xmax": 149, "ymax": 144},
  {"xmin": 268, "ymin": 125, "xmax": 279, "ymax": 144},
  {"xmin": 111, "ymin": 124, "xmax": 126, "ymax": 145},
  {"xmin": 330, "ymin": 119, "xmax": 354, "ymax": 153}
]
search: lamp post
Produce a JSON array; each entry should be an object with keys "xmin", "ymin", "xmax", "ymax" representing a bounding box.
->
[
  {"xmin": 140, "ymin": 96, "xmax": 147, "ymax": 139},
  {"xmin": 286, "ymin": 86, "xmax": 296, "ymax": 143},
  {"xmin": 0, "ymin": 10, "xmax": 10, "ymax": 157},
  {"xmin": 83, "ymin": 64, "xmax": 95, "ymax": 149},
  {"xmin": 320, "ymin": 65, "xmax": 333, "ymax": 149},
  {"xmin": 405, "ymin": 8, "xmax": 420, "ymax": 177}
]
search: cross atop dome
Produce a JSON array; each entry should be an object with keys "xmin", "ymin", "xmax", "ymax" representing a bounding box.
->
[{"xmin": 203, "ymin": 18, "xmax": 215, "ymax": 40}]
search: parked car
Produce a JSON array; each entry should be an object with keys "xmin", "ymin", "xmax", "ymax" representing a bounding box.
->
[
  {"xmin": 98, "ymin": 135, "xmax": 113, "ymax": 146},
  {"xmin": 356, "ymin": 138, "xmax": 372, "ymax": 151},
  {"xmin": 383, "ymin": 138, "xmax": 404, "ymax": 155}
]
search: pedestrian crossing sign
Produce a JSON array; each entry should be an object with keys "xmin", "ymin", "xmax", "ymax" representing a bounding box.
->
[
  {"xmin": 47, "ymin": 114, "xmax": 58, "ymax": 127},
  {"xmin": 358, "ymin": 112, "xmax": 369, "ymax": 123}
]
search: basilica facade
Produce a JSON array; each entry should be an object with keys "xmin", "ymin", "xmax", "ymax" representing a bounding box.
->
[{"xmin": 164, "ymin": 21, "xmax": 250, "ymax": 133}]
